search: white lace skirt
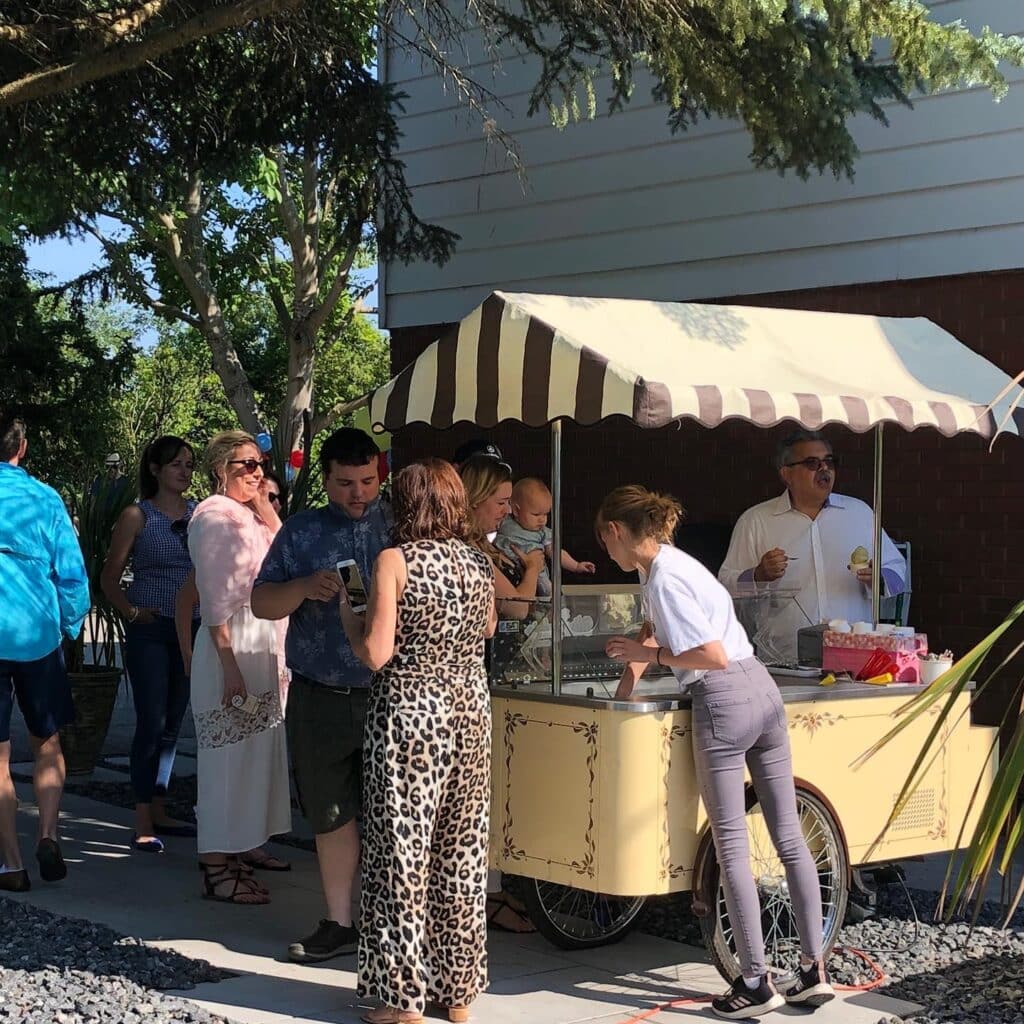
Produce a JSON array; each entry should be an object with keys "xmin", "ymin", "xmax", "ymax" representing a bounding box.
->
[{"xmin": 191, "ymin": 603, "xmax": 292, "ymax": 854}]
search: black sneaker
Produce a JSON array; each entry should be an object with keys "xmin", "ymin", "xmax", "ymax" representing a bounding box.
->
[
  {"xmin": 784, "ymin": 961, "xmax": 835, "ymax": 1008},
  {"xmin": 711, "ymin": 975, "xmax": 785, "ymax": 1020},
  {"xmin": 287, "ymin": 919, "xmax": 358, "ymax": 963},
  {"xmin": 36, "ymin": 839, "xmax": 66, "ymax": 882}
]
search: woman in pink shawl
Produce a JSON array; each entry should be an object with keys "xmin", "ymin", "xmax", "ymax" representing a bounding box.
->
[{"xmin": 187, "ymin": 431, "xmax": 291, "ymax": 905}]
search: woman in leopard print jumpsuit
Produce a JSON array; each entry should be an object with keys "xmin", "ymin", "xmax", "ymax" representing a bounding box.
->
[{"xmin": 341, "ymin": 459, "xmax": 497, "ymax": 1024}]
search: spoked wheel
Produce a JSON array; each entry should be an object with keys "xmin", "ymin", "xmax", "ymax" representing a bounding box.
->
[
  {"xmin": 700, "ymin": 789, "xmax": 849, "ymax": 982},
  {"xmin": 520, "ymin": 877, "xmax": 646, "ymax": 950}
]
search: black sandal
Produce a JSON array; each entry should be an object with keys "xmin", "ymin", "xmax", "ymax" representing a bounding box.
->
[
  {"xmin": 196, "ymin": 857, "xmax": 269, "ymax": 894},
  {"xmin": 239, "ymin": 849, "xmax": 291, "ymax": 872},
  {"xmin": 199, "ymin": 863, "xmax": 270, "ymax": 905}
]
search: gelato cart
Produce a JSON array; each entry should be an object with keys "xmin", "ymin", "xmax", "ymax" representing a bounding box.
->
[{"xmin": 363, "ymin": 291, "xmax": 1022, "ymax": 980}]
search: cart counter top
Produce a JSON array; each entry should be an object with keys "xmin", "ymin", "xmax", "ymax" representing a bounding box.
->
[{"xmin": 490, "ymin": 673, "xmax": 932, "ymax": 712}]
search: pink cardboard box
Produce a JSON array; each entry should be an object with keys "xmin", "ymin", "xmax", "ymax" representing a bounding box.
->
[{"xmin": 822, "ymin": 632, "xmax": 928, "ymax": 683}]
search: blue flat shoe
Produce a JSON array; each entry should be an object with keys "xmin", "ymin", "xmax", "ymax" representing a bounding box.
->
[
  {"xmin": 131, "ymin": 834, "xmax": 165, "ymax": 853},
  {"xmin": 153, "ymin": 823, "xmax": 197, "ymax": 838}
]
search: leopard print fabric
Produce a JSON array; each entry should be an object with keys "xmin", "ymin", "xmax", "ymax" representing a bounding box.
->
[{"xmin": 358, "ymin": 539, "xmax": 495, "ymax": 1015}]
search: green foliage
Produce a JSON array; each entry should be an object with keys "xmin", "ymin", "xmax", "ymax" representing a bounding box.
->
[
  {"xmin": 64, "ymin": 474, "xmax": 139, "ymax": 672},
  {"xmin": 112, "ymin": 322, "xmax": 238, "ymax": 464},
  {"xmin": 402, "ymin": 0, "xmax": 1024, "ymax": 178},
  {"xmin": 0, "ymin": 0, "xmax": 438, "ymax": 515},
  {"xmin": 0, "ymin": 243, "xmax": 136, "ymax": 497}
]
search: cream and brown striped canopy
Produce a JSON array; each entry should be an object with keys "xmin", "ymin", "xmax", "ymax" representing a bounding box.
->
[{"xmin": 369, "ymin": 291, "xmax": 1023, "ymax": 438}]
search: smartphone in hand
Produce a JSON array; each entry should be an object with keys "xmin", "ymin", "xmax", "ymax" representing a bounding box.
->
[{"xmin": 336, "ymin": 559, "xmax": 368, "ymax": 612}]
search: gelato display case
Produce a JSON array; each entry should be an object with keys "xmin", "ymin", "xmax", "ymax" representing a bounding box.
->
[
  {"xmin": 731, "ymin": 584, "xmax": 814, "ymax": 668},
  {"xmin": 488, "ymin": 584, "xmax": 674, "ymax": 694}
]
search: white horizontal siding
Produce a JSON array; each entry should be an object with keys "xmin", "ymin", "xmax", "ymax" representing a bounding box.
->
[{"xmin": 382, "ymin": 0, "xmax": 1024, "ymax": 328}]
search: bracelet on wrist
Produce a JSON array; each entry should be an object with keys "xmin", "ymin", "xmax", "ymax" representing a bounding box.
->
[{"xmin": 655, "ymin": 646, "xmax": 664, "ymax": 666}]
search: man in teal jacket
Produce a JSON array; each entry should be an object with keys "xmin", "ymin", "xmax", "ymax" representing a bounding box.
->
[{"xmin": 0, "ymin": 413, "xmax": 90, "ymax": 891}]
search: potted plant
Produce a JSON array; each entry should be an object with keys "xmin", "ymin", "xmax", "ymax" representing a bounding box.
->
[{"xmin": 60, "ymin": 474, "xmax": 137, "ymax": 775}]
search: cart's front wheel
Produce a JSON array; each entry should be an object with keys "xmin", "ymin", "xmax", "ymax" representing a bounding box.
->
[
  {"xmin": 699, "ymin": 788, "xmax": 849, "ymax": 982},
  {"xmin": 519, "ymin": 878, "xmax": 646, "ymax": 950}
]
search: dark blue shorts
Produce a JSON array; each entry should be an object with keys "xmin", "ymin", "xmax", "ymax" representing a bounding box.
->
[{"xmin": 0, "ymin": 647, "xmax": 76, "ymax": 743}]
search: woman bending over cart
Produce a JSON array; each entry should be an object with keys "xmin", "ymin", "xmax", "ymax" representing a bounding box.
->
[{"xmin": 597, "ymin": 485, "xmax": 835, "ymax": 1021}]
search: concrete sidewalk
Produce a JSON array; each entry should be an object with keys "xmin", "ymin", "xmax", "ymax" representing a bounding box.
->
[{"xmin": 3, "ymin": 783, "xmax": 922, "ymax": 1024}]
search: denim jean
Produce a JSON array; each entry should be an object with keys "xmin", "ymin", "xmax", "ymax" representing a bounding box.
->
[
  {"xmin": 691, "ymin": 657, "xmax": 824, "ymax": 978},
  {"xmin": 124, "ymin": 616, "xmax": 192, "ymax": 803}
]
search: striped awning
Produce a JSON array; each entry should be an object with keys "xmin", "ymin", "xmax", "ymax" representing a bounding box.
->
[{"xmin": 369, "ymin": 291, "xmax": 1024, "ymax": 438}]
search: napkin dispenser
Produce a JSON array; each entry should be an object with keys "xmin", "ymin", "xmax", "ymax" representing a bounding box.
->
[{"xmin": 797, "ymin": 624, "xmax": 829, "ymax": 667}]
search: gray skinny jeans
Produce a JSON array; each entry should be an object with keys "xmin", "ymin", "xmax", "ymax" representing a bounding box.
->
[{"xmin": 692, "ymin": 657, "xmax": 824, "ymax": 978}]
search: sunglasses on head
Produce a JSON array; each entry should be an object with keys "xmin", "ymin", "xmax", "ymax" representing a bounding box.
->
[
  {"xmin": 228, "ymin": 458, "xmax": 266, "ymax": 473},
  {"xmin": 170, "ymin": 518, "xmax": 190, "ymax": 550}
]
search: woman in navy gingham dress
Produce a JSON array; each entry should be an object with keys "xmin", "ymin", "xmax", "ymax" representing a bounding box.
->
[{"xmin": 101, "ymin": 436, "xmax": 199, "ymax": 851}]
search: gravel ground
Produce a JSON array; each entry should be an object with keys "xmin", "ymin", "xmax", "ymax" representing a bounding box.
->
[
  {"xmin": 18, "ymin": 765, "xmax": 1024, "ymax": 1023},
  {"xmin": 0, "ymin": 899, "xmax": 231, "ymax": 1024},
  {"xmin": 640, "ymin": 881, "xmax": 1024, "ymax": 1023}
]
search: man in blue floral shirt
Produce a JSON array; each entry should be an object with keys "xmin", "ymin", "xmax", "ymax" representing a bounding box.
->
[{"xmin": 253, "ymin": 428, "xmax": 390, "ymax": 963}]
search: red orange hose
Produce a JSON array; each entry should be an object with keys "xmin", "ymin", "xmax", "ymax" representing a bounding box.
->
[{"xmin": 613, "ymin": 946, "xmax": 888, "ymax": 1023}]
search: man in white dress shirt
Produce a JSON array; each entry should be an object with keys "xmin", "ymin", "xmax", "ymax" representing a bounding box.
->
[{"xmin": 718, "ymin": 430, "xmax": 906, "ymax": 664}]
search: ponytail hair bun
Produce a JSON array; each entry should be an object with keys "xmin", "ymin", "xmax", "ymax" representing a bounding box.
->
[{"xmin": 595, "ymin": 485, "xmax": 684, "ymax": 544}]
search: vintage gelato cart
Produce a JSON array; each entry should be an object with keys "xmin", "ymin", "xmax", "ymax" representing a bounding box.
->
[{"xmin": 363, "ymin": 291, "xmax": 1022, "ymax": 980}]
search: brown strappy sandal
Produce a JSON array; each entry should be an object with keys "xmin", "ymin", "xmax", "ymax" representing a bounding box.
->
[
  {"xmin": 196, "ymin": 858, "xmax": 270, "ymax": 895},
  {"xmin": 429, "ymin": 1004, "xmax": 471, "ymax": 1022},
  {"xmin": 200, "ymin": 862, "xmax": 271, "ymax": 905},
  {"xmin": 360, "ymin": 1007, "xmax": 423, "ymax": 1024}
]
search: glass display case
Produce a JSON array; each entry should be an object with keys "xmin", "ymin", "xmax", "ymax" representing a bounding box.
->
[
  {"xmin": 488, "ymin": 584, "xmax": 674, "ymax": 695},
  {"xmin": 731, "ymin": 584, "xmax": 813, "ymax": 668}
]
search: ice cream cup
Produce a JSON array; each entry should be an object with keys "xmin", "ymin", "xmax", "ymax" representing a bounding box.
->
[{"xmin": 918, "ymin": 657, "xmax": 953, "ymax": 685}]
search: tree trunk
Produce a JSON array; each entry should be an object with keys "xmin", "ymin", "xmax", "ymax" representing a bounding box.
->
[{"xmin": 273, "ymin": 315, "xmax": 316, "ymax": 501}]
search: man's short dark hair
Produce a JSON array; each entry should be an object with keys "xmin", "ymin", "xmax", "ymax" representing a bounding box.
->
[
  {"xmin": 0, "ymin": 412, "xmax": 26, "ymax": 462},
  {"xmin": 777, "ymin": 429, "xmax": 831, "ymax": 470},
  {"xmin": 320, "ymin": 427, "xmax": 378, "ymax": 474}
]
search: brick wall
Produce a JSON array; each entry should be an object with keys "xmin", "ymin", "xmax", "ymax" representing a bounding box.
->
[{"xmin": 388, "ymin": 269, "xmax": 1024, "ymax": 724}]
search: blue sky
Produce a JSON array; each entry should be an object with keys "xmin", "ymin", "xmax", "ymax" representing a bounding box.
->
[
  {"xmin": 25, "ymin": 232, "xmax": 381, "ymax": 347},
  {"xmin": 26, "ymin": 232, "xmax": 104, "ymax": 285}
]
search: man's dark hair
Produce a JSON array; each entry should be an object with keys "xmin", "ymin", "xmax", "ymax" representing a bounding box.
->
[
  {"xmin": 776, "ymin": 429, "xmax": 831, "ymax": 470},
  {"xmin": 320, "ymin": 427, "xmax": 378, "ymax": 474},
  {"xmin": 0, "ymin": 412, "xmax": 26, "ymax": 462}
]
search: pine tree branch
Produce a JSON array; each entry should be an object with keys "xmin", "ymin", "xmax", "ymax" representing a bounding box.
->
[{"xmin": 0, "ymin": 0, "xmax": 305, "ymax": 109}]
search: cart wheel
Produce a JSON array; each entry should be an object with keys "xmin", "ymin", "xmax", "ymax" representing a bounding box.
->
[
  {"xmin": 519, "ymin": 877, "xmax": 646, "ymax": 950},
  {"xmin": 699, "ymin": 788, "xmax": 849, "ymax": 982}
]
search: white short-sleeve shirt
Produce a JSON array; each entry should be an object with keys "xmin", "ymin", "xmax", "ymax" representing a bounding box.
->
[{"xmin": 642, "ymin": 544, "xmax": 754, "ymax": 690}]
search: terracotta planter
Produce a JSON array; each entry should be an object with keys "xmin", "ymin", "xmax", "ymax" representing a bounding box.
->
[{"xmin": 60, "ymin": 668, "xmax": 123, "ymax": 776}]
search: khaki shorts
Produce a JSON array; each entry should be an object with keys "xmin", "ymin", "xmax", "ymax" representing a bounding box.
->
[{"xmin": 286, "ymin": 673, "xmax": 369, "ymax": 835}]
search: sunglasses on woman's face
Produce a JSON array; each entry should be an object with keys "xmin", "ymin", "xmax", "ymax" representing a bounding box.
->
[
  {"xmin": 267, "ymin": 492, "xmax": 281, "ymax": 504},
  {"xmin": 228, "ymin": 458, "xmax": 265, "ymax": 473}
]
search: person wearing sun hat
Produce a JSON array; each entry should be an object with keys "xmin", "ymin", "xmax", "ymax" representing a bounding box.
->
[{"xmin": 90, "ymin": 451, "xmax": 130, "ymax": 503}]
